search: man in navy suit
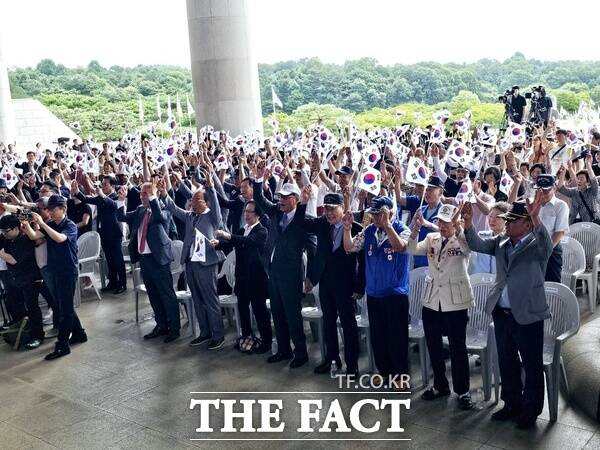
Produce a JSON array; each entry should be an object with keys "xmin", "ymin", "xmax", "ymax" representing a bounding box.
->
[
  {"xmin": 72, "ymin": 176, "xmax": 127, "ymax": 294},
  {"xmin": 253, "ymin": 166, "xmax": 316, "ymax": 369},
  {"xmin": 298, "ymin": 192, "xmax": 363, "ymax": 375},
  {"xmin": 116, "ymin": 182, "xmax": 180, "ymax": 342}
]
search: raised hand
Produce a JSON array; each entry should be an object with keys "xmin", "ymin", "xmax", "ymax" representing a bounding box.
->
[
  {"xmin": 342, "ymin": 211, "xmax": 353, "ymax": 230},
  {"xmin": 71, "ymin": 180, "xmax": 80, "ymax": 195},
  {"xmin": 117, "ymin": 186, "xmax": 127, "ymax": 202},
  {"xmin": 412, "ymin": 208, "xmax": 425, "ymax": 231},
  {"xmin": 301, "ymin": 185, "xmax": 313, "ymax": 204},
  {"xmin": 526, "ymin": 190, "xmax": 543, "ymax": 220},
  {"xmin": 461, "ymin": 202, "xmax": 474, "ymax": 230}
]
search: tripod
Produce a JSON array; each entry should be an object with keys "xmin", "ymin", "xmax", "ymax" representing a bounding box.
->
[
  {"xmin": 500, "ymin": 103, "xmax": 510, "ymax": 129},
  {"xmin": 527, "ymin": 99, "xmax": 545, "ymax": 125}
]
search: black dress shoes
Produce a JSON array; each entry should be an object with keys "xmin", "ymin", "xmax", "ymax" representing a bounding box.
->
[
  {"xmin": 253, "ymin": 343, "xmax": 271, "ymax": 354},
  {"xmin": 45, "ymin": 345, "xmax": 70, "ymax": 360},
  {"xmin": 491, "ymin": 404, "xmax": 521, "ymax": 421},
  {"xmin": 314, "ymin": 360, "xmax": 341, "ymax": 374},
  {"xmin": 290, "ymin": 355, "xmax": 309, "ymax": 369},
  {"xmin": 516, "ymin": 413, "xmax": 537, "ymax": 429},
  {"xmin": 69, "ymin": 331, "xmax": 88, "ymax": 345},
  {"xmin": 421, "ymin": 387, "xmax": 451, "ymax": 400},
  {"xmin": 144, "ymin": 327, "xmax": 168, "ymax": 340},
  {"xmin": 100, "ymin": 284, "xmax": 117, "ymax": 293},
  {"xmin": 267, "ymin": 352, "xmax": 293, "ymax": 363},
  {"xmin": 113, "ymin": 286, "xmax": 127, "ymax": 295},
  {"xmin": 164, "ymin": 332, "xmax": 180, "ymax": 343}
]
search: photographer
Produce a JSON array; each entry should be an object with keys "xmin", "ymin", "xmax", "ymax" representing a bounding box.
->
[
  {"xmin": 530, "ymin": 86, "xmax": 553, "ymax": 126},
  {"xmin": 22, "ymin": 195, "xmax": 87, "ymax": 361},
  {"xmin": 509, "ymin": 86, "xmax": 527, "ymax": 124},
  {"xmin": 0, "ymin": 215, "xmax": 44, "ymax": 349}
]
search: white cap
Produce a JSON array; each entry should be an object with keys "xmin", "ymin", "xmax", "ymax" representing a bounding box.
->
[
  {"xmin": 279, "ymin": 183, "xmax": 301, "ymax": 197},
  {"xmin": 437, "ymin": 204, "xmax": 457, "ymax": 223}
]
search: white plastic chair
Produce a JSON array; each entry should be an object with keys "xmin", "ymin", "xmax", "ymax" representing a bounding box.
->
[
  {"xmin": 132, "ymin": 267, "xmax": 146, "ymax": 323},
  {"xmin": 568, "ymin": 222, "xmax": 600, "ymax": 312},
  {"xmin": 132, "ymin": 240, "xmax": 186, "ymax": 324},
  {"xmin": 543, "ymin": 282, "xmax": 580, "ymax": 422},
  {"xmin": 301, "ymin": 284, "xmax": 325, "ymax": 362},
  {"xmin": 467, "ymin": 273, "xmax": 501, "ymax": 403},
  {"xmin": 218, "ymin": 251, "xmax": 241, "ymax": 337},
  {"xmin": 408, "ymin": 266, "xmax": 430, "ymax": 388},
  {"xmin": 355, "ymin": 294, "xmax": 376, "ymax": 373},
  {"xmin": 77, "ymin": 231, "xmax": 102, "ymax": 301},
  {"xmin": 170, "ymin": 240, "xmax": 184, "ymax": 287},
  {"xmin": 559, "ymin": 235, "xmax": 588, "ymax": 305},
  {"xmin": 175, "ymin": 290, "xmax": 195, "ymax": 336}
]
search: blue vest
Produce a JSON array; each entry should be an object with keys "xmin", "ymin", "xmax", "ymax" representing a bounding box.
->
[
  {"xmin": 413, "ymin": 203, "xmax": 442, "ymax": 268},
  {"xmin": 364, "ymin": 221, "xmax": 410, "ymax": 298}
]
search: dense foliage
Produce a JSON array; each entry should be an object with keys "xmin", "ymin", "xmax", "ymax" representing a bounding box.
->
[{"xmin": 8, "ymin": 54, "xmax": 600, "ymax": 141}]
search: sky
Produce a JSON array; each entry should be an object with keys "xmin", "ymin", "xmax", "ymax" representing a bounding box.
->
[{"xmin": 2, "ymin": 0, "xmax": 600, "ymax": 69}]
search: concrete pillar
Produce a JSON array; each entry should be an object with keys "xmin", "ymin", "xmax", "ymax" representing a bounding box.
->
[
  {"xmin": 186, "ymin": 0, "xmax": 263, "ymax": 137},
  {"xmin": 0, "ymin": 31, "xmax": 16, "ymax": 146}
]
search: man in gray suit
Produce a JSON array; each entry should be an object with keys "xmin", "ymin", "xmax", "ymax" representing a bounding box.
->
[
  {"xmin": 462, "ymin": 194, "xmax": 552, "ymax": 429},
  {"xmin": 159, "ymin": 165, "xmax": 226, "ymax": 350}
]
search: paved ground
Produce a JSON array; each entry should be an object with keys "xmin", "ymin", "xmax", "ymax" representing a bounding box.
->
[{"xmin": 1, "ymin": 285, "xmax": 599, "ymax": 450}]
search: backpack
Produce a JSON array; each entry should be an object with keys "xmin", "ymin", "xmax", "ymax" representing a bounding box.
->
[{"xmin": 1, "ymin": 317, "xmax": 31, "ymax": 350}]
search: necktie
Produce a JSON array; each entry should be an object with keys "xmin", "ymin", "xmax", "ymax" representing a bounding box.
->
[
  {"xmin": 139, "ymin": 209, "xmax": 150, "ymax": 253},
  {"xmin": 280, "ymin": 214, "xmax": 288, "ymax": 230},
  {"xmin": 330, "ymin": 225, "xmax": 340, "ymax": 252},
  {"xmin": 438, "ymin": 238, "xmax": 448, "ymax": 262}
]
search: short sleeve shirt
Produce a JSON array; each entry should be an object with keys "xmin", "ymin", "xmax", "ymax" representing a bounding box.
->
[{"xmin": 43, "ymin": 217, "xmax": 78, "ymax": 275}]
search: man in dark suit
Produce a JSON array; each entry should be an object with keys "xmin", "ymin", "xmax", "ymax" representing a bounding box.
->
[
  {"xmin": 215, "ymin": 200, "xmax": 272, "ymax": 354},
  {"xmin": 253, "ymin": 172, "xmax": 316, "ymax": 369},
  {"xmin": 116, "ymin": 182, "xmax": 180, "ymax": 342},
  {"xmin": 463, "ymin": 195, "xmax": 553, "ymax": 429},
  {"xmin": 298, "ymin": 192, "xmax": 363, "ymax": 375},
  {"xmin": 72, "ymin": 176, "xmax": 127, "ymax": 294}
]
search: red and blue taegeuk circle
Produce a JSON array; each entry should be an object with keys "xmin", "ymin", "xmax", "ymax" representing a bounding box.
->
[{"xmin": 363, "ymin": 173, "xmax": 376, "ymax": 185}]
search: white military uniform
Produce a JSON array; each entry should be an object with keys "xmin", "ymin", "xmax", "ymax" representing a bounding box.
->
[{"xmin": 408, "ymin": 232, "xmax": 473, "ymax": 312}]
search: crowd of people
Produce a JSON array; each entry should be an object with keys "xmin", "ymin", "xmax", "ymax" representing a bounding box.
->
[{"xmin": 0, "ymin": 106, "xmax": 599, "ymax": 430}]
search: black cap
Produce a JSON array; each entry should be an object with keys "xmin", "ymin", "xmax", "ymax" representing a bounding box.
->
[
  {"xmin": 0, "ymin": 215, "xmax": 20, "ymax": 230},
  {"xmin": 323, "ymin": 193, "xmax": 343, "ymax": 207},
  {"xmin": 533, "ymin": 174, "xmax": 555, "ymax": 190},
  {"xmin": 0, "ymin": 179, "xmax": 7, "ymax": 189},
  {"xmin": 427, "ymin": 176, "xmax": 444, "ymax": 189},
  {"xmin": 367, "ymin": 196, "xmax": 393, "ymax": 214},
  {"xmin": 512, "ymin": 85, "xmax": 520, "ymax": 91},
  {"xmin": 499, "ymin": 201, "xmax": 530, "ymax": 221},
  {"xmin": 335, "ymin": 166, "xmax": 354, "ymax": 176},
  {"xmin": 47, "ymin": 195, "xmax": 67, "ymax": 209}
]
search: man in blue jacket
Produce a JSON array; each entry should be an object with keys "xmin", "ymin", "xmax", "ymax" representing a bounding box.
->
[{"xmin": 343, "ymin": 196, "xmax": 411, "ymax": 383}]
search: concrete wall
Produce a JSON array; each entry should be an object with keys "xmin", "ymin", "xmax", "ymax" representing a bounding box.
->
[
  {"xmin": 12, "ymin": 99, "xmax": 80, "ymax": 154},
  {"xmin": 186, "ymin": 0, "xmax": 263, "ymax": 136}
]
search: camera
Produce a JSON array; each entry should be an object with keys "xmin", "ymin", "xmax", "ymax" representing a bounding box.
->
[
  {"xmin": 498, "ymin": 89, "xmax": 514, "ymax": 104},
  {"xmin": 525, "ymin": 85, "xmax": 545, "ymax": 100},
  {"xmin": 15, "ymin": 208, "xmax": 39, "ymax": 222}
]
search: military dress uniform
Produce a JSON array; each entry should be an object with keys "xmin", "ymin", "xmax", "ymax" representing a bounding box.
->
[{"xmin": 408, "ymin": 215, "xmax": 474, "ymax": 403}]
